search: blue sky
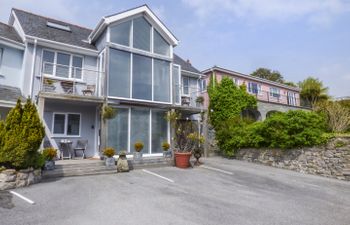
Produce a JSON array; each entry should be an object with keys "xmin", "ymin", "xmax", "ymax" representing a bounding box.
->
[{"xmin": 1, "ymin": 0, "xmax": 349, "ymax": 97}]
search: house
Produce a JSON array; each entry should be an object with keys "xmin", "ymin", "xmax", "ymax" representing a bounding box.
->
[
  {"xmin": 201, "ymin": 66, "xmax": 305, "ymax": 120},
  {"xmin": 0, "ymin": 5, "xmax": 204, "ymax": 158}
]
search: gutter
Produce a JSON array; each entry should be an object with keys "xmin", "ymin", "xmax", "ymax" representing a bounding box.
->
[{"xmin": 29, "ymin": 38, "xmax": 37, "ymax": 99}]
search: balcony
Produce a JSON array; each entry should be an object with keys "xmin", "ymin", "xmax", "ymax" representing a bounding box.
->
[
  {"xmin": 173, "ymin": 85, "xmax": 204, "ymax": 110},
  {"xmin": 250, "ymin": 90, "xmax": 301, "ymax": 107},
  {"xmin": 39, "ymin": 62, "xmax": 103, "ymax": 99}
]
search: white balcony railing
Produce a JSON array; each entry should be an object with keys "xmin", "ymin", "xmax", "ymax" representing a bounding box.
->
[
  {"xmin": 173, "ymin": 85, "xmax": 204, "ymax": 108},
  {"xmin": 40, "ymin": 62, "xmax": 103, "ymax": 98}
]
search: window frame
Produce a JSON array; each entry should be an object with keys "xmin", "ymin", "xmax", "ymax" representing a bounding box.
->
[
  {"xmin": 269, "ymin": 87, "xmax": 280, "ymax": 98},
  {"xmin": 41, "ymin": 49, "xmax": 84, "ymax": 80},
  {"xmin": 52, "ymin": 112, "xmax": 81, "ymax": 137},
  {"xmin": 248, "ymin": 82, "xmax": 261, "ymax": 95},
  {"xmin": 0, "ymin": 48, "xmax": 3, "ymax": 70}
]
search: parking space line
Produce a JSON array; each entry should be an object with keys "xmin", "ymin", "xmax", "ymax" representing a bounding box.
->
[
  {"xmin": 200, "ymin": 165, "xmax": 234, "ymax": 175},
  {"xmin": 142, "ymin": 169, "xmax": 174, "ymax": 183},
  {"xmin": 10, "ymin": 191, "xmax": 35, "ymax": 205}
]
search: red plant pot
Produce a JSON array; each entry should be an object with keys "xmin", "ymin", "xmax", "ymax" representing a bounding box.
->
[{"xmin": 174, "ymin": 151, "xmax": 192, "ymax": 168}]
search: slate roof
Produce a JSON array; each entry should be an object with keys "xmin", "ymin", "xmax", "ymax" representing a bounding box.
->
[
  {"xmin": 173, "ymin": 53, "xmax": 201, "ymax": 74},
  {"xmin": 0, "ymin": 22, "xmax": 22, "ymax": 43},
  {"xmin": 0, "ymin": 84, "xmax": 25, "ymax": 103},
  {"xmin": 13, "ymin": 8, "xmax": 96, "ymax": 50}
]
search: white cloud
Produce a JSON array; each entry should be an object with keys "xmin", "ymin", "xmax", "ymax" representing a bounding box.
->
[{"xmin": 182, "ymin": 0, "xmax": 350, "ymax": 26}]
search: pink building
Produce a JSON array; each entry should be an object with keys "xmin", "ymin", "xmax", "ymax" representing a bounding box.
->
[{"xmin": 201, "ymin": 66, "xmax": 304, "ymax": 120}]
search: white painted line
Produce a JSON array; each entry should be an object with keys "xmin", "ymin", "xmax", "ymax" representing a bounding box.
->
[
  {"xmin": 142, "ymin": 169, "xmax": 174, "ymax": 183},
  {"xmin": 200, "ymin": 165, "xmax": 234, "ymax": 175},
  {"xmin": 10, "ymin": 191, "xmax": 35, "ymax": 205}
]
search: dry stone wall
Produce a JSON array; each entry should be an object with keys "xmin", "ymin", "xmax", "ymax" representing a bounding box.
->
[
  {"xmin": 236, "ymin": 137, "xmax": 350, "ymax": 181},
  {"xmin": 0, "ymin": 168, "xmax": 42, "ymax": 190}
]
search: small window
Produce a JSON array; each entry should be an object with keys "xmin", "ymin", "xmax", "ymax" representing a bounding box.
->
[
  {"xmin": 72, "ymin": 56, "xmax": 83, "ymax": 79},
  {"xmin": 56, "ymin": 53, "xmax": 70, "ymax": 78},
  {"xmin": 200, "ymin": 79, "xmax": 207, "ymax": 92},
  {"xmin": 182, "ymin": 76, "xmax": 189, "ymax": 95},
  {"xmin": 53, "ymin": 113, "xmax": 81, "ymax": 136},
  {"xmin": 248, "ymin": 82, "xmax": 261, "ymax": 94},
  {"xmin": 270, "ymin": 87, "xmax": 280, "ymax": 98},
  {"xmin": 110, "ymin": 20, "xmax": 132, "ymax": 46},
  {"xmin": 47, "ymin": 21, "xmax": 71, "ymax": 32},
  {"xmin": 42, "ymin": 50, "xmax": 55, "ymax": 75}
]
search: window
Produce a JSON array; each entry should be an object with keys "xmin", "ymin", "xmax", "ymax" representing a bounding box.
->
[
  {"xmin": 109, "ymin": 49, "xmax": 130, "ymax": 98},
  {"xmin": 53, "ymin": 113, "xmax": 81, "ymax": 136},
  {"xmin": 182, "ymin": 76, "xmax": 189, "ymax": 95},
  {"xmin": 288, "ymin": 92, "xmax": 297, "ymax": 106},
  {"xmin": 248, "ymin": 82, "xmax": 261, "ymax": 94},
  {"xmin": 153, "ymin": 59, "xmax": 170, "ymax": 102},
  {"xmin": 132, "ymin": 54, "xmax": 152, "ymax": 100},
  {"xmin": 200, "ymin": 79, "xmax": 207, "ymax": 92},
  {"xmin": 130, "ymin": 108, "xmax": 150, "ymax": 153},
  {"xmin": 42, "ymin": 50, "xmax": 83, "ymax": 79},
  {"xmin": 270, "ymin": 87, "xmax": 280, "ymax": 98},
  {"xmin": 234, "ymin": 78, "xmax": 240, "ymax": 86},
  {"xmin": 0, "ymin": 48, "xmax": 3, "ymax": 69},
  {"xmin": 172, "ymin": 65, "xmax": 181, "ymax": 104},
  {"xmin": 133, "ymin": 17, "xmax": 151, "ymax": 51},
  {"xmin": 109, "ymin": 16, "xmax": 171, "ymax": 56},
  {"xmin": 110, "ymin": 21, "xmax": 132, "ymax": 46},
  {"xmin": 47, "ymin": 21, "xmax": 71, "ymax": 32},
  {"xmin": 153, "ymin": 30, "xmax": 170, "ymax": 56},
  {"xmin": 152, "ymin": 110, "xmax": 168, "ymax": 153},
  {"xmin": 107, "ymin": 108, "xmax": 129, "ymax": 151}
]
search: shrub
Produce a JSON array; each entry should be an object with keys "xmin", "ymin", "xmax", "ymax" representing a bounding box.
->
[
  {"xmin": 316, "ymin": 101, "xmax": 350, "ymax": 133},
  {"xmin": 103, "ymin": 147, "xmax": 115, "ymax": 158},
  {"xmin": 134, "ymin": 141, "xmax": 144, "ymax": 152},
  {"xmin": 0, "ymin": 99, "xmax": 45, "ymax": 169},
  {"xmin": 161, "ymin": 141, "xmax": 170, "ymax": 151},
  {"xmin": 102, "ymin": 106, "xmax": 117, "ymax": 121},
  {"xmin": 33, "ymin": 152, "xmax": 45, "ymax": 169},
  {"xmin": 42, "ymin": 148, "xmax": 57, "ymax": 161}
]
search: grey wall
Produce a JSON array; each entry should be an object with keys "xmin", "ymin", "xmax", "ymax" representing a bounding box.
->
[
  {"xmin": 257, "ymin": 101, "xmax": 309, "ymax": 120},
  {"xmin": 44, "ymin": 101, "xmax": 99, "ymax": 157},
  {"xmin": 0, "ymin": 44, "xmax": 24, "ymax": 89},
  {"xmin": 95, "ymin": 29, "xmax": 107, "ymax": 52}
]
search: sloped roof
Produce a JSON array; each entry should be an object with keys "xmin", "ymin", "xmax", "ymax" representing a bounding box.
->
[
  {"xmin": 173, "ymin": 53, "xmax": 201, "ymax": 74},
  {"xmin": 12, "ymin": 8, "xmax": 96, "ymax": 50},
  {"xmin": 0, "ymin": 84, "xmax": 25, "ymax": 103},
  {"xmin": 0, "ymin": 22, "xmax": 22, "ymax": 43}
]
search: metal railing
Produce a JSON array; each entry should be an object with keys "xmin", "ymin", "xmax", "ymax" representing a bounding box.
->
[
  {"xmin": 40, "ymin": 62, "xmax": 103, "ymax": 98},
  {"xmin": 173, "ymin": 85, "xmax": 204, "ymax": 108},
  {"xmin": 249, "ymin": 90, "xmax": 300, "ymax": 107}
]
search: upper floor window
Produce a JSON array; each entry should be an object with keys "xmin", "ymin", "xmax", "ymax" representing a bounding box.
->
[
  {"xmin": 248, "ymin": 82, "xmax": 261, "ymax": 94},
  {"xmin": 233, "ymin": 78, "xmax": 240, "ymax": 86},
  {"xmin": 42, "ymin": 50, "xmax": 83, "ymax": 79},
  {"xmin": 200, "ymin": 79, "xmax": 207, "ymax": 92},
  {"xmin": 109, "ymin": 16, "xmax": 170, "ymax": 56},
  {"xmin": 269, "ymin": 87, "xmax": 280, "ymax": 98},
  {"xmin": 287, "ymin": 92, "xmax": 297, "ymax": 106},
  {"xmin": 182, "ymin": 76, "xmax": 198, "ymax": 96},
  {"xmin": 153, "ymin": 30, "xmax": 170, "ymax": 56}
]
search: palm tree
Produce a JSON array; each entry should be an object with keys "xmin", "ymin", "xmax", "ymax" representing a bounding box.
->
[{"xmin": 298, "ymin": 77, "xmax": 329, "ymax": 109}]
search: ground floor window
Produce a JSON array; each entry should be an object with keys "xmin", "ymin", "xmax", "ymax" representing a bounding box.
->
[
  {"xmin": 53, "ymin": 113, "xmax": 81, "ymax": 136},
  {"xmin": 107, "ymin": 107, "xmax": 169, "ymax": 154}
]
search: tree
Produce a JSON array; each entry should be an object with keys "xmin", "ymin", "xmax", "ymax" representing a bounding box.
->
[
  {"xmin": 316, "ymin": 101, "xmax": 350, "ymax": 133},
  {"xmin": 0, "ymin": 98, "xmax": 45, "ymax": 169},
  {"xmin": 298, "ymin": 77, "xmax": 329, "ymax": 109},
  {"xmin": 251, "ymin": 68, "xmax": 284, "ymax": 83}
]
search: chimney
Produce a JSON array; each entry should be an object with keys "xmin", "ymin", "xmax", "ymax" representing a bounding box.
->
[{"xmin": 186, "ymin": 59, "xmax": 191, "ymax": 65}]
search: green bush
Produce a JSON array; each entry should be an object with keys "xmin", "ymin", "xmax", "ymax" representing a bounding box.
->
[
  {"xmin": 216, "ymin": 110, "xmax": 327, "ymax": 157},
  {"xmin": 0, "ymin": 99, "xmax": 45, "ymax": 169}
]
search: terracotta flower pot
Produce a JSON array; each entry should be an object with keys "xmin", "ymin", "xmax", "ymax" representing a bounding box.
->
[{"xmin": 174, "ymin": 151, "xmax": 192, "ymax": 168}]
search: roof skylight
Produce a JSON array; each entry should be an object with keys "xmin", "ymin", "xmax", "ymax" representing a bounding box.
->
[{"xmin": 46, "ymin": 21, "xmax": 71, "ymax": 32}]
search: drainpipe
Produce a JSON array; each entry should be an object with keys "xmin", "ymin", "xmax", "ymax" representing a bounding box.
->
[{"xmin": 30, "ymin": 38, "xmax": 37, "ymax": 100}]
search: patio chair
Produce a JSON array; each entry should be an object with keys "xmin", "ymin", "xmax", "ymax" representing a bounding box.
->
[
  {"xmin": 74, "ymin": 140, "xmax": 88, "ymax": 159},
  {"xmin": 82, "ymin": 85, "xmax": 95, "ymax": 96}
]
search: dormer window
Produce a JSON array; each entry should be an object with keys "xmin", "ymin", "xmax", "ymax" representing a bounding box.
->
[{"xmin": 46, "ymin": 21, "xmax": 71, "ymax": 32}]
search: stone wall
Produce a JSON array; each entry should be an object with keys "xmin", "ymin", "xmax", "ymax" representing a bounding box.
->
[
  {"xmin": 236, "ymin": 137, "xmax": 350, "ymax": 181},
  {"xmin": 0, "ymin": 168, "xmax": 42, "ymax": 190}
]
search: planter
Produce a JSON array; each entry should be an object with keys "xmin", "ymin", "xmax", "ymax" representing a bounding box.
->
[
  {"xmin": 163, "ymin": 150, "xmax": 172, "ymax": 158},
  {"xmin": 105, "ymin": 157, "xmax": 116, "ymax": 168},
  {"xmin": 44, "ymin": 160, "xmax": 55, "ymax": 170},
  {"xmin": 133, "ymin": 151, "xmax": 143, "ymax": 162},
  {"xmin": 174, "ymin": 151, "xmax": 192, "ymax": 168}
]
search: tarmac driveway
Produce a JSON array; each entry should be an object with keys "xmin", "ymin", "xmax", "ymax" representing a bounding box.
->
[{"xmin": 1, "ymin": 157, "xmax": 350, "ymax": 225}]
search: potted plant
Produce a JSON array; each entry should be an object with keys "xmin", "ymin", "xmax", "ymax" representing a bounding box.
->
[
  {"xmin": 162, "ymin": 141, "xmax": 171, "ymax": 158},
  {"xmin": 167, "ymin": 111, "xmax": 205, "ymax": 168},
  {"xmin": 133, "ymin": 141, "xmax": 144, "ymax": 161},
  {"xmin": 43, "ymin": 78, "xmax": 56, "ymax": 92},
  {"xmin": 103, "ymin": 147, "xmax": 116, "ymax": 168},
  {"xmin": 42, "ymin": 147, "xmax": 57, "ymax": 170},
  {"xmin": 102, "ymin": 105, "xmax": 117, "ymax": 122},
  {"xmin": 196, "ymin": 96, "xmax": 204, "ymax": 105},
  {"xmin": 117, "ymin": 150, "xmax": 129, "ymax": 172}
]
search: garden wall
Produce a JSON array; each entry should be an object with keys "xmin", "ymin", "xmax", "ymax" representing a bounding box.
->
[
  {"xmin": 235, "ymin": 137, "xmax": 350, "ymax": 181},
  {"xmin": 0, "ymin": 168, "xmax": 42, "ymax": 190}
]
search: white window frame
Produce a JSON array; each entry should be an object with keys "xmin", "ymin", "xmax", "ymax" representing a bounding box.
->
[
  {"xmin": 248, "ymin": 82, "xmax": 261, "ymax": 95},
  {"xmin": 41, "ymin": 49, "xmax": 84, "ymax": 80},
  {"xmin": 182, "ymin": 76, "xmax": 190, "ymax": 96},
  {"xmin": 108, "ymin": 15, "xmax": 171, "ymax": 57},
  {"xmin": 287, "ymin": 92, "xmax": 297, "ymax": 106},
  {"xmin": 52, "ymin": 112, "xmax": 81, "ymax": 137},
  {"xmin": 269, "ymin": 87, "xmax": 280, "ymax": 98}
]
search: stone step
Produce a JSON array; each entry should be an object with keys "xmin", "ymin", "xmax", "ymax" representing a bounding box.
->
[{"xmin": 42, "ymin": 168, "xmax": 117, "ymax": 179}]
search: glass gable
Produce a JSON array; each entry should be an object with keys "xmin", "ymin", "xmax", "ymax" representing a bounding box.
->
[
  {"xmin": 132, "ymin": 54, "xmax": 152, "ymax": 100},
  {"xmin": 154, "ymin": 30, "xmax": 170, "ymax": 56},
  {"xmin": 109, "ymin": 49, "xmax": 130, "ymax": 98},
  {"xmin": 133, "ymin": 17, "xmax": 151, "ymax": 51},
  {"xmin": 154, "ymin": 59, "xmax": 170, "ymax": 102},
  {"xmin": 110, "ymin": 21, "xmax": 132, "ymax": 46}
]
